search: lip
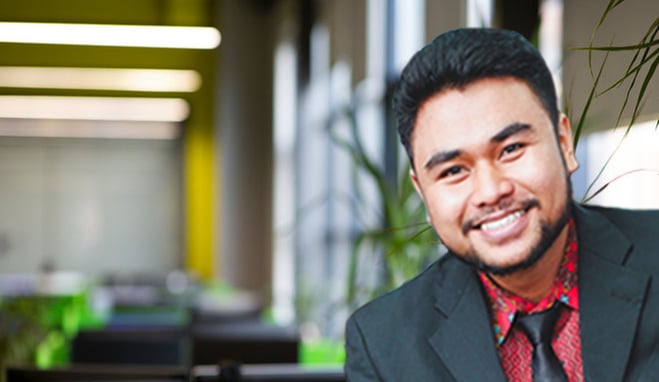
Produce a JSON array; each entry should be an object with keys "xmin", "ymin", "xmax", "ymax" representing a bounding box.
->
[
  {"xmin": 467, "ymin": 204, "xmax": 535, "ymax": 244},
  {"xmin": 480, "ymin": 209, "xmax": 526, "ymax": 231},
  {"xmin": 472, "ymin": 207, "xmax": 523, "ymax": 228}
]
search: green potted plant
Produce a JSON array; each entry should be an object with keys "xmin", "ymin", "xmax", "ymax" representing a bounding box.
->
[{"xmin": 329, "ymin": 111, "xmax": 438, "ymax": 312}]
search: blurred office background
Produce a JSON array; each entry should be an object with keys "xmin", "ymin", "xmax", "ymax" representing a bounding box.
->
[{"xmin": 0, "ymin": 0, "xmax": 657, "ymax": 376}]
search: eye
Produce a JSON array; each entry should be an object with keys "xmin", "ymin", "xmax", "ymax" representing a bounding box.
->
[
  {"xmin": 501, "ymin": 143, "xmax": 524, "ymax": 157},
  {"xmin": 439, "ymin": 165, "xmax": 463, "ymax": 179}
]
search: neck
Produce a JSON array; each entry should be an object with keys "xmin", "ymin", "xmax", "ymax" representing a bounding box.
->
[{"xmin": 488, "ymin": 225, "xmax": 570, "ymax": 304}]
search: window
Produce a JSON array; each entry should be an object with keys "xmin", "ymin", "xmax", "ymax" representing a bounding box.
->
[{"xmin": 578, "ymin": 119, "xmax": 659, "ymax": 208}]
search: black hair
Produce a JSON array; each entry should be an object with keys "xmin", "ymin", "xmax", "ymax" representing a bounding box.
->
[{"xmin": 392, "ymin": 28, "xmax": 559, "ymax": 165}]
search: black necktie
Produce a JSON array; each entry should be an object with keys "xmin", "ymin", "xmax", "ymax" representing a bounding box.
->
[{"xmin": 516, "ymin": 304, "xmax": 568, "ymax": 382}]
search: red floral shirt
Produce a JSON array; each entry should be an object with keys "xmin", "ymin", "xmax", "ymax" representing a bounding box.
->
[{"xmin": 478, "ymin": 219, "xmax": 584, "ymax": 381}]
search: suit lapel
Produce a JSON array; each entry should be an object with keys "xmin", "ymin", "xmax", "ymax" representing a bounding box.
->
[
  {"xmin": 574, "ymin": 205, "xmax": 650, "ymax": 382},
  {"xmin": 427, "ymin": 258, "xmax": 507, "ymax": 382}
]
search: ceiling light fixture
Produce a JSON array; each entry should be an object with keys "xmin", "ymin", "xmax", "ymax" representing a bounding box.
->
[
  {"xmin": 0, "ymin": 119, "xmax": 180, "ymax": 140},
  {"xmin": 0, "ymin": 95, "xmax": 190, "ymax": 122},
  {"xmin": 0, "ymin": 22, "xmax": 221, "ymax": 49},
  {"xmin": 0, "ymin": 67, "xmax": 201, "ymax": 92}
]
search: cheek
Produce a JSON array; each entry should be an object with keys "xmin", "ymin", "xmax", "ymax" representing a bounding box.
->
[
  {"xmin": 425, "ymin": 186, "xmax": 469, "ymax": 229},
  {"xmin": 509, "ymin": 153, "xmax": 568, "ymax": 198}
]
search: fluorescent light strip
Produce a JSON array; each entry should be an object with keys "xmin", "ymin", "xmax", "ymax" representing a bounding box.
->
[
  {"xmin": 0, "ymin": 96, "xmax": 189, "ymax": 122},
  {"xmin": 0, "ymin": 119, "xmax": 180, "ymax": 140},
  {"xmin": 0, "ymin": 22, "xmax": 221, "ymax": 49},
  {"xmin": 0, "ymin": 67, "xmax": 201, "ymax": 92}
]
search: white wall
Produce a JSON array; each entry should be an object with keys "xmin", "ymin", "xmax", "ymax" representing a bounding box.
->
[{"xmin": 0, "ymin": 125, "xmax": 182, "ymax": 276}]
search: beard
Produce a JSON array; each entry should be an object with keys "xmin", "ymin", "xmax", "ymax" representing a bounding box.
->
[{"xmin": 449, "ymin": 177, "xmax": 573, "ymax": 277}]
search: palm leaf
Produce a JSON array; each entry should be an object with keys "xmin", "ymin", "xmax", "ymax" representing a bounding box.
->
[
  {"xmin": 572, "ymin": 1, "xmax": 658, "ymax": 200},
  {"xmin": 583, "ymin": 168, "xmax": 659, "ymax": 203}
]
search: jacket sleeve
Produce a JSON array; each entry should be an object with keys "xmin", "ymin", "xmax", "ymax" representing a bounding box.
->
[{"xmin": 345, "ymin": 315, "xmax": 382, "ymax": 382}]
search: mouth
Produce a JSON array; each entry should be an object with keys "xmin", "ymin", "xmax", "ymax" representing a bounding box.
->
[
  {"xmin": 479, "ymin": 209, "xmax": 526, "ymax": 231},
  {"xmin": 464, "ymin": 199, "xmax": 539, "ymax": 235}
]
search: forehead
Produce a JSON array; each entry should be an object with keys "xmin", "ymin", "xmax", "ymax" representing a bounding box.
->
[{"xmin": 411, "ymin": 78, "xmax": 550, "ymax": 161}]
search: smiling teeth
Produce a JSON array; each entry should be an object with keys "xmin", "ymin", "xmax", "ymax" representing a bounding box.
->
[{"xmin": 481, "ymin": 210, "xmax": 524, "ymax": 231}]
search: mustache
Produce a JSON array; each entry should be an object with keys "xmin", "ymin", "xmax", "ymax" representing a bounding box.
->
[{"xmin": 461, "ymin": 198, "xmax": 540, "ymax": 234}]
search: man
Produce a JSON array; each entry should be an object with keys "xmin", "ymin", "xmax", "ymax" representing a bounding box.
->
[{"xmin": 345, "ymin": 28, "xmax": 659, "ymax": 381}]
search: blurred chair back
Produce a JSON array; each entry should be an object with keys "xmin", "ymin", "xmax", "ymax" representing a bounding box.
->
[
  {"xmin": 71, "ymin": 327, "xmax": 189, "ymax": 366},
  {"xmin": 189, "ymin": 363, "xmax": 345, "ymax": 382},
  {"xmin": 191, "ymin": 321, "xmax": 298, "ymax": 365},
  {"xmin": 5, "ymin": 364, "xmax": 186, "ymax": 382}
]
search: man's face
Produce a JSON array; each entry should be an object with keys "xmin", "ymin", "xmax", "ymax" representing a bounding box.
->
[{"xmin": 410, "ymin": 77, "xmax": 579, "ymax": 275}]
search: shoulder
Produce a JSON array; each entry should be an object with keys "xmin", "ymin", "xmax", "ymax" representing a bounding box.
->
[
  {"xmin": 577, "ymin": 203, "xmax": 659, "ymax": 244},
  {"xmin": 345, "ymin": 255, "xmax": 470, "ymax": 380},
  {"xmin": 575, "ymin": 203, "xmax": 659, "ymax": 272},
  {"xmin": 581, "ymin": 202, "xmax": 659, "ymax": 220},
  {"xmin": 347, "ymin": 253, "xmax": 469, "ymax": 334}
]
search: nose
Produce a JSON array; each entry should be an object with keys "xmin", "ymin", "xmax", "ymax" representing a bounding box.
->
[{"xmin": 471, "ymin": 163, "xmax": 513, "ymax": 207}]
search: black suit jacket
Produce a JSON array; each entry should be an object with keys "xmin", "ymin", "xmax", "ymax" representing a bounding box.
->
[{"xmin": 345, "ymin": 204, "xmax": 659, "ymax": 381}]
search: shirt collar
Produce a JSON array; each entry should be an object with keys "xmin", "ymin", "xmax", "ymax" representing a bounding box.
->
[{"xmin": 478, "ymin": 218, "xmax": 580, "ymax": 346}]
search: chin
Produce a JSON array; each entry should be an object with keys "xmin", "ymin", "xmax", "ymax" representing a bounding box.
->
[
  {"xmin": 476, "ymin": 252, "xmax": 542, "ymax": 276},
  {"xmin": 467, "ymin": 221, "xmax": 568, "ymax": 277}
]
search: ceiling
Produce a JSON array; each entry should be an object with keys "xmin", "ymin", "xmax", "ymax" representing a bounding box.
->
[{"xmin": 0, "ymin": 0, "xmax": 219, "ymax": 132}]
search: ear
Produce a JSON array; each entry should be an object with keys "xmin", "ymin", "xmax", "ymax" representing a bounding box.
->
[
  {"xmin": 556, "ymin": 114, "xmax": 579, "ymax": 174},
  {"xmin": 410, "ymin": 168, "xmax": 425, "ymax": 201},
  {"xmin": 410, "ymin": 169, "xmax": 433, "ymax": 224}
]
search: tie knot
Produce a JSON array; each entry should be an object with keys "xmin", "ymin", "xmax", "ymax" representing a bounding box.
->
[{"xmin": 516, "ymin": 303, "xmax": 563, "ymax": 345}]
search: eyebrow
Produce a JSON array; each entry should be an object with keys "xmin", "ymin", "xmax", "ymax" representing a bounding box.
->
[
  {"xmin": 422, "ymin": 122, "xmax": 532, "ymax": 171},
  {"xmin": 423, "ymin": 149, "xmax": 461, "ymax": 171},
  {"xmin": 490, "ymin": 122, "xmax": 532, "ymax": 143}
]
